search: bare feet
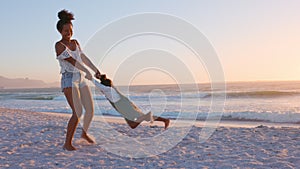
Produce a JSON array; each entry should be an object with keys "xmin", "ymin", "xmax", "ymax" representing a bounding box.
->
[
  {"xmin": 164, "ymin": 119, "xmax": 170, "ymax": 129},
  {"xmin": 63, "ymin": 144, "xmax": 77, "ymax": 151},
  {"xmin": 81, "ymin": 132, "xmax": 95, "ymax": 144}
]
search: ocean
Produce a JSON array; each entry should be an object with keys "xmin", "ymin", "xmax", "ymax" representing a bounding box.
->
[{"xmin": 1, "ymin": 81, "xmax": 300, "ymax": 124}]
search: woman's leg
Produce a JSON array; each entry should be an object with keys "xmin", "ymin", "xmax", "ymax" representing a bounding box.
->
[
  {"xmin": 63, "ymin": 87, "xmax": 83, "ymax": 151},
  {"xmin": 79, "ymin": 85, "xmax": 95, "ymax": 143}
]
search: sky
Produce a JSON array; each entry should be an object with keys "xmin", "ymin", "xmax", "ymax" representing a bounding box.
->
[{"xmin": 0, "ymin": 0, "xmax": 299, "ymax": 85}]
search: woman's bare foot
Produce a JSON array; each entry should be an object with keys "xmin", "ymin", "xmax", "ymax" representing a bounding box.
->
[
  {"xmin": 63, "ymin": 144, "xmax": 77, "ymax": 151},
  {"xmin": 164, "ymin": 119, "xmax": 170, "ymax": 129},
  {"xmin": 81, "ymin": 132, "xmax": 95, "ymax": 144}
]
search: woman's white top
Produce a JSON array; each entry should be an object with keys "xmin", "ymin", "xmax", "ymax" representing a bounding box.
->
[{"xmin": 56, "ymin": 42, "xmax": 83, "ymax": 74}]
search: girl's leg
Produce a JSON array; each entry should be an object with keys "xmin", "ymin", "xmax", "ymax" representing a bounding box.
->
[
  {"xmin": 79, "ymin": 85, "xmax": 95, "ymax": 143},
  {"xmin": 126, "ymin": 120, "xmax": 140, "ymax": 129},
  {"xmin": 126, "ymin": 112, "xmax": 153, "ymax": 129},
  {"xmin": 63, "ymin": 87, "xmax": 83, "ymax": 151},
  {"xmin": 153, "ymin": 116, "xmax": 170, "ymax": 129},
  {"xmin": 135, "ymin": 112, "xmax": 153, "ymax": 123},
  {"xmin": 127, "ymin": 113, "xmax": 170, "ymax": 129}
]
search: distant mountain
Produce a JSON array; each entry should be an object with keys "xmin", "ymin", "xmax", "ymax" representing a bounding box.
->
[
  {"xmin": 47, "ymin": 81, "xmax": 60, "ymax": 88},
  {"xmin": 0, "ymin": 76, "xmax": 59, "ymax": 89}
]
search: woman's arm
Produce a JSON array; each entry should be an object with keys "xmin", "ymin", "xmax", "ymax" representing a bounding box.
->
[
  {"xmin": 64, "ymin": 57, "xmax": 92, "ymax": 80},
  {"xmin": 74, "ymin": 40, "xmax": 102, "ymax": 79},
  {"xmin": 80, "ymin": 53, "xmax": 100, "ymax": 74}
]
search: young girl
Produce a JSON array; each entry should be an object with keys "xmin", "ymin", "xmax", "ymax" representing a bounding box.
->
[
  {"xmin": 93, "ymin": 77, "xmax": 170, "ymax": 129},
  {"xmin": 55, "ymin": 9, "xmax": 102, "ymax": 151}
]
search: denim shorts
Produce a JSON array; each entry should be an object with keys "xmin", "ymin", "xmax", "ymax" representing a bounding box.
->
[{"xmin": 61, "ymin": 71, "xmax": 88, "ymax": 92}]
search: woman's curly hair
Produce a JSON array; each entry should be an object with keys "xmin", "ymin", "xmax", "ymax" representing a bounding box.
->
[{"xmin": 56, "ymin": 9, "xmax": 74, "ymax": 32}]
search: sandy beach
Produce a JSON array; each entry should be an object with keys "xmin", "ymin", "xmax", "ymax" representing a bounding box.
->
[{"xmin": 0, "ymin": 107, "xmax": 299, "ymax": 169}]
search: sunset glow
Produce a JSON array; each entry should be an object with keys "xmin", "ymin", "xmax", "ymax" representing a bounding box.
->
[{"xmin": 0, "ymin": 1, "xmax": 299, "ymax": 86}]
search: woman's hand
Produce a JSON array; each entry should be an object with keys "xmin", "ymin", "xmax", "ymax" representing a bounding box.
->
[
  {"xmin": 95, "ymin": 70, "xmax": 106, "ymax": 80},
  {"xmin": 85, "ymin": 71, "xmax": 93, "ymax": 80},
  {"xmin": 94, "ymin": 70, "xmax": 107, "ymax": 81},
  {"xmin": 94, "ymin": 70, "xmax": 101, "ymax": 79}
]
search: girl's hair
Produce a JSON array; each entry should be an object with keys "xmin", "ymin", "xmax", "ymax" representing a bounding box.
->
[{"xmin": 56, "ymin": 9, "xmax": 74, "ymax": 32}]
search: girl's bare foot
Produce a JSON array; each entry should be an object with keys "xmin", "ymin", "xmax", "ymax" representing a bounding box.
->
[
  {"xmin": 63, "ymin": 144, "xmax": 77, "ymax": 151},
  {"xmin": 81, "ymin": 132, "xmax": 95, "ymax": 144},
  {"xmin": 164, "ymin": 119, "xmax": 170, "ymax": 129}
]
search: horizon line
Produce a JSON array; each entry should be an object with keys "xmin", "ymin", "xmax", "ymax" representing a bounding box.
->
[{"xmin": 2, "ymin": 79, "xmax": 300, "ymax": 90}]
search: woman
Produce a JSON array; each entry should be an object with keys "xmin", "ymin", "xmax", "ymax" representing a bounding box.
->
[{"xmin": 55, "ymin": 9, "xmax": 102, "ymax": 151}]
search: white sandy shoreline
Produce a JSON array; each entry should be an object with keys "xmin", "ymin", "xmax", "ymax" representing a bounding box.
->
[
  {"xmin": 1, "ymin": 107, "xmax": 299, "ymax": 168},
  {"xmin": 41, "ymin": 111, "xmax": 300, "ymax": 129}
]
